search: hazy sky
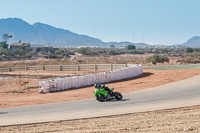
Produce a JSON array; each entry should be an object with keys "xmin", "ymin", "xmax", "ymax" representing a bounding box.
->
[{"xmin": 1, "ymin": 0, "xmax": 200, "ymax": 45}]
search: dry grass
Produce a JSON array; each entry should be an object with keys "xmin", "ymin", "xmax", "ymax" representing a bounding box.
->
[{"xmin": 0, "ymin": 54, "xmax": 185, "ymax": 67}]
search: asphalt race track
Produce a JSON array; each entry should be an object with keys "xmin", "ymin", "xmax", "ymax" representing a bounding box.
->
[{"xmin": 0, "ymin": 75, "xmax": 200, "ymax": 126}]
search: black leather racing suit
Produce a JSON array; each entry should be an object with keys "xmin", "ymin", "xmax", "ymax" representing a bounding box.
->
[{"xmin": 98, "ymin": 84, "xmax": 113, "ymax": 95}]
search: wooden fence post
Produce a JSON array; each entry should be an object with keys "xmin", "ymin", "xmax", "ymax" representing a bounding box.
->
[
  {"xmin": 60, "ymin": 65, "xmax": 62, "ymax": 71},
  {"xmin": 42, "ymin": 65, "xmax": 45, "ymax": 71},
  {"xmin": 8, "ymin": 67, "xmax": 11, "ymax": 72},
  {"xmin": 18, "ymin": 73, "xmax": 21, "ymax": 92},
  {"xmin": 77, "ymin": 64, "xmax": 80, "ymax": 71},
  {"xmin": 94, "ymin": 64, "xmax": 97, "ymax": 71},
  {"xmin": 37, "ymin": 70, "xmax": 40, "ymax": 86}
]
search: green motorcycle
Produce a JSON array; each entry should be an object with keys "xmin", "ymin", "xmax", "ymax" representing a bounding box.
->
[{"xmin": 94, "ymin": 84, "xmax": 123, "ymax": 102}]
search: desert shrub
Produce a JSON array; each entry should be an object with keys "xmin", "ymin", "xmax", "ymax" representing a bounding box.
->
[
  {"xmin": 146, "ymin": 55, "xmax": 169, "ymax": 65},
  {"xmin": 107, "ymin": 49, "xmax": 118, "ymax": 55},
  {"xmin": 184, "ymin": 58, "xmax": 192, "ymax": 63},
  {"xmin": 127, "ymin": 49, "xmax": 144, "ymax": 54},
  {"xmin": 77, "ymin": 47, "xmax": 101, "ymax": 55},
  {"xmin": 177, "ymin": 54, "xmax": 200, "ymax": 64},
  {"xmin": 77, "ymin": 59, "xmax": 85, "ymax": 63},
  {"xmin": 77, "ymin": 47, "xmax": 91, "ymax": 55}
]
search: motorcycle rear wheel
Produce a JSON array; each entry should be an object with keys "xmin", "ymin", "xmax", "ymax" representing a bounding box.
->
[
  {"xmin": 114, "ymin": 92, "xmax": 123, "ymax": 100},
  {"xmin": 96, "ymin": 94, "xmax": 105, "ymax": 102}
]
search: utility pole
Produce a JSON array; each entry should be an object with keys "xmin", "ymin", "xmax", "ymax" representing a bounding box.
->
[{"xmin": 48, "ymin": 43, "xmax": 50, "ymax": 65}]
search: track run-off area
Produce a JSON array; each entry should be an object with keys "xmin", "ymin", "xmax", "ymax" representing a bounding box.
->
[{"xmin": 0, "ymin": 74, "xmax": 200, "ymax": 126}]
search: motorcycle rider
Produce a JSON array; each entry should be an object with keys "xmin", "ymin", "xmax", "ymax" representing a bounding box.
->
[{"xmin": 94, "ymin": 83, "xmax": 113, "ymax": 95}]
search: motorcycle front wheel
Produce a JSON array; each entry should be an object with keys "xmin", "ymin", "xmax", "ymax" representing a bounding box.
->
[
  {"xmin": 96, "ymin": 94, "xmax": 105, "ymax": 102},
  {"xmin": 114, "ymin": 92, "xmax": 123, "ymax": 100}
]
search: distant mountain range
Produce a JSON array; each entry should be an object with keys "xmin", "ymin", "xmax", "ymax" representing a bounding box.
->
[
  {"xmin": 0, "ymin": 18, "xmax": 137, "ymax": 47},
  {"xmin": 178, "ymin": 36, "xmax": 200, "ymax": 47},
  {"xmin": 0, "ymin": 18, "xmax": 199, "ymax": 48},
  {"xmin": 0, "ymin": 18, "xmax": 106, "ymax": 47}
]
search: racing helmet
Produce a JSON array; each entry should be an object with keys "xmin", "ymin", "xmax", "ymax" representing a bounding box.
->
[{"xmin": 94, "ymin": 83, "xmax": 99, "ymax": 88}]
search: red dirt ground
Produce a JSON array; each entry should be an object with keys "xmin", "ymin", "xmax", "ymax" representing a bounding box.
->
[{"xmin": 0, "ymin": 68, "xmax": 200, "ymax": 108}]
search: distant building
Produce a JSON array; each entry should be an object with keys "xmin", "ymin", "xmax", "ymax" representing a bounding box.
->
[
  {"xmin": 10, "ymin": 42, "xmax": 30, "ymax": 51},
  {"xmin": 31, "ymin": 45, "xmax": 48, "ymax": 53},
  {"xmin": 31, "ymin": 45, "xmax": 56, "ymax": 53},
  {"xmin": 77, "ymin": 46, "xmax": 99, "ymax": 48},
  {"xmin": 123, "ymin": 43, "xmax": 126, "ymax": 48}
]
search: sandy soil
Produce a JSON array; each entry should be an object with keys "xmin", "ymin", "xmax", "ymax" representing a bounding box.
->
[
  {"xmin": 0, "ymin": 68, "xmax": 200, "ymax": 108},
  {"xmin": 0, "ymin": 105, "xmax": 199, "ymax": 132}
]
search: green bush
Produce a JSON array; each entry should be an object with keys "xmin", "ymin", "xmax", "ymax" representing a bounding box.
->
[
  {"xmin": 185, "ymin": 48, "xmax": 193, "ymax": 53},
  {"xmin": 77, "ymin": 47, "xmax": 89, "ymax": 55},
  {"xmin": 126, "ymin": 45, "xmax": 136, "ymax": 50},
  {"xmin": 146, "ymin": 55, "xmax": 169, "ymax": 65},
  {"xmin": 0, "ymin": 41, "xmax": 8, "ymax": 49}
]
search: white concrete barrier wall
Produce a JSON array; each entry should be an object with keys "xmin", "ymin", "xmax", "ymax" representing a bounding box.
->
[{"xmin": 39, "ymin": 64, "xmax": 143, "ymax": 93}]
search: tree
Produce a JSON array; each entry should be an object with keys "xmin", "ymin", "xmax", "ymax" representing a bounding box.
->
[
  {"xmin": 0, "ymin": 41, "xmax": 9, "ymax": 49},
  {"xmin": 55, "ymin": 49, "xmax": 65, "ymax": 56},
  {"xmin": 77, "ymin": 47, "xmax": 89, "ymax": 55},
  {"xmin": 185, "ymin": 48, "xmax": 193, "ymax": 53},
  {"xmin": 126, "ymin": 45, "xmax": 136, "ymax": 50},
  {"xmin": 193, "ymin": 48, "xmax": 199, "ymax": 53},
  {"xmin": 109, "ymin": 44, "xmax": 115, "ymax": 48}
]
